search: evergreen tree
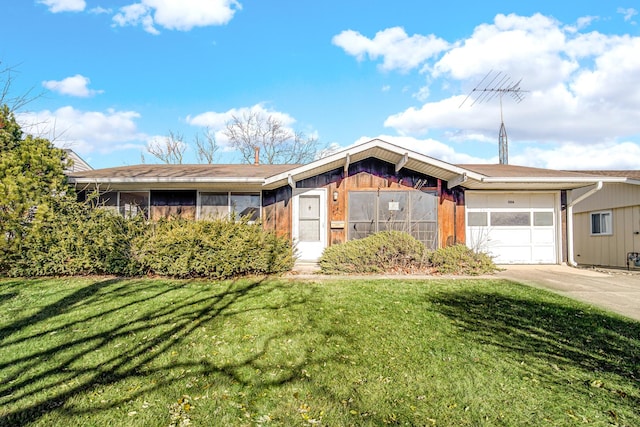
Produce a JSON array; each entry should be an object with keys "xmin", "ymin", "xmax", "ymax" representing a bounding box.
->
[{"xmin": 0, "ymin": 105, "xmax": 70, "ymax": 271}]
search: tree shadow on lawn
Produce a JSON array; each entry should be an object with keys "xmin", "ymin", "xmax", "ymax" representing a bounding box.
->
[
  {"xmin": 429, "ymin": 282, "xmax": 640, "ymax": 402},
  {"xmin": 0, "ymin": 276, "xmax": 341, "ymax": 426}
]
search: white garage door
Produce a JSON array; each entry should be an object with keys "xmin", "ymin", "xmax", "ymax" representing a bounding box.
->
[{"xmin": 466, "ymin": 192, "xmax": 558, "ymax": 264}]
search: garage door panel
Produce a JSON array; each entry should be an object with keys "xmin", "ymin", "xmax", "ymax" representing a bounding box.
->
[
  {"xmin": 490, "ymin": 246, "xmax": 533, "ymax": 264},
  {"xmin": 532, "ymin": 228, "xmax": 554, "ymax": 244},
  {"xmin": 532, "ymin": 245, "xmax": 555, "ymax": 263},
  {"xmin": 466, "ymin": 192, "xmax": 558, "ymax": 264},
  {"xmin": 489, "ymin": 228, "xmax": 531, "ymax": 244}
]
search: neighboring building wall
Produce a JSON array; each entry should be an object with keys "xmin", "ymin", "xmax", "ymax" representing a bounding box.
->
[{"xmin": 572, "ymin": 183, "xmax": 640, "ymax": 268}]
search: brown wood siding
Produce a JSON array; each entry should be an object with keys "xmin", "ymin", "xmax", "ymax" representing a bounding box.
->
[
  {"xmin": 296, "ymin": 159, "xmax": 443, "ymax": 248},
  {"xmin": 437, "ymin": 182, "xmax": 465, "ymax": 248},
  {"xmin": 262, "ymin": 187, "xmax": 292, "ymax": 239}
]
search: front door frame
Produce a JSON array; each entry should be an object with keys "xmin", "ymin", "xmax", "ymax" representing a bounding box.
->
[{"xmin": 292, "ymin": 188, "xmax": 327, "ymax": 262}]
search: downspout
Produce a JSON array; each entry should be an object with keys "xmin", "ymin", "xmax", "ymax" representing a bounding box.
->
[{"xmin": 566, "ymin": 181, "xmax": 603, "ymax": 267}]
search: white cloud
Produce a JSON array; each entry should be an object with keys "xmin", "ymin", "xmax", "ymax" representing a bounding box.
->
[
  {"xmin": 16, "ymin": 107, "xmax": 146, "ymax": 155},
  {"xmin": 113, "ymin": 0, "xmax": 241, "ymax": 34},
  {"xmin": 350, "ymin": 135, "xmax": 492, "ymax": 165},
  {"xmin": 42, "ymin": 75, "xmax": 104, "ymax": 97},
  {"xmin": 332, "ymin": 27, "xmax": 449, "ymax": 72},
  {"xmin": 331, "ymin": 13, "xmax": 640, "ymax": 169},
  {"xmin": 38, "ymin": 0, "xmax": 85, "ymax": 13},
  {"xmin": 618, "ymin": 7, "xmax": 638, "ymax": 23},
  {"xmin": 89, "ymin": 6, "xmax": 112, "ymax": 14},
  {"xmin": 512, "ymin": 141, "xmax": 640, "ymax": 170}
]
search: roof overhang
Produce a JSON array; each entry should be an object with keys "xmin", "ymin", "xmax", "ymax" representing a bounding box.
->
[
  {"xmin": 69, "ymin": 177, "xmax": 265, "ymax": 191},
  {"xmin": 463, "ymin": 176, "xmax": 625, "ymax": 191}
]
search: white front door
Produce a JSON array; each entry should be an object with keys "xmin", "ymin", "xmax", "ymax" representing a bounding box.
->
[{"xmin": 293, "ymin": 189, "xmax": 327, "ymax": 261}]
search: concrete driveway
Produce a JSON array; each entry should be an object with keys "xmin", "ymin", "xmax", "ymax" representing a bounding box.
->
[{"xmin": 496, "ymin": 265, "xmax": 640, "ymax": 321}]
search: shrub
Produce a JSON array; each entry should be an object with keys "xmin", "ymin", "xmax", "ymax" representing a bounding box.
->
[
  {"xmin": 5, "ymin": 196, "xmax": 145, "ymax": 277},
  {"xmin": 428, "ymin": 244, "xmax": 498, "ymax": 275},
  {"xmin": 318, "ymin": 231, "xmax": 428, "ymax": 274},
  {"xmin": 132, "ymin": 218, "xmax": 294, "ymax": 279}
]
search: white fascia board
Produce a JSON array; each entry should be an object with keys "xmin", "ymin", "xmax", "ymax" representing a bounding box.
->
[
  {"xmin": 69, "ymin": 177, "xmax": 266, "ymax": 184},
  {"xmin": 480, "ymin": 176, "xmax": 625, "ymax": 184}
]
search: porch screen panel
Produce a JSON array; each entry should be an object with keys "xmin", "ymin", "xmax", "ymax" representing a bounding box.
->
[
  {"xmin": 298, "ymin": 195, "xmax": 320, "ymax": 241},
  {"xmin": 348, "ymin": 190, "xmax": 437, "ymax": 248},
  {"xmin": 409, "ymin": 191, "xmax": 437, "ymax": 249},
  {"xmin": 200, "ymin": 192, "xmax": 229, "ymax": 219},
  {"xmin": 378, "ymin": 191, "xmax": 408, "ymax": 233},
  {"xmin": 348, "ymin": 192, "xmax": 375, "ymax": 240}
]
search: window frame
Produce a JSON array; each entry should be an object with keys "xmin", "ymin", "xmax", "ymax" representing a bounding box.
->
[{"xmin": 590, "ymin": 210, "xmax": 613, "ymax": 236}]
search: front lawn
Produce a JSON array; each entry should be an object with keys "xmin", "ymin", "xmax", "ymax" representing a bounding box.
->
[{"xmin": 1, "ymin": 277, "xmax": 638, "ymax": 426}]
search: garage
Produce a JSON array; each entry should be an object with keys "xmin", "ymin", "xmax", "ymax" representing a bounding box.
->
[{"xmin": 465, "ymin": 192, "xmax": 560, "ymax": 264}]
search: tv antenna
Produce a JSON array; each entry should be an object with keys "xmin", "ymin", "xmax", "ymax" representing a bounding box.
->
[{"xmin": 459, "ymin": 70, "xmax": 527, "ymax": 164}]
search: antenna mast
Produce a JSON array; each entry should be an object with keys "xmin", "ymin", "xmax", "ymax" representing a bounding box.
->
[{"xmin": 459, "ymin": 71, "xmax": 527, "ymax": 165}]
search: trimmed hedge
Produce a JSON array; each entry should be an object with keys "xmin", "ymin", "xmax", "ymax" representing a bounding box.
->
[
  {"xmin": 427, "ymin": 244, "xmax": 498, "ymax": 276},
  {"xmin": 319, "ymin": 231, "xmax": 498, "ymax": 275},
  {"xmin": 3, "ymin": 198, "xmax": 294, "ymax": 279},
  {"xmin": 318, "ymin": 231, "xmax": 429, "ymax": 274},
  {"xmin": 133, "ymin": 218, "xmax": 294, "ymax": 279}
]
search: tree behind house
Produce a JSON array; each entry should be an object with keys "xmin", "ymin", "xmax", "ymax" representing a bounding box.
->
[{"xmin": 224, "ymin": 110, "xmax": 320, "ymax": 164}]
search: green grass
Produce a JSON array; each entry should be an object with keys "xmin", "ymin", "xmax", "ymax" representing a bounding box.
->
[{"xmin": 1, "ymin": 277, "xmax": 639, "ymax": 426}]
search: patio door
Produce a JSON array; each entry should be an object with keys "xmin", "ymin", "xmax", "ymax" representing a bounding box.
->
[{"xmin": 293, "ymin": 189, "xmax": 327, "ymax": 261}]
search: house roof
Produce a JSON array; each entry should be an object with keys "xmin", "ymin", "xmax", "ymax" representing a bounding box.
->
[
  {"xmin": 569, "ymin": 170, "xmax": 640, "ymax": 184},
  {"xmin": 68, "ymin": 139, "xmax": 623, "ymax": 192},
  {"xmin": 456, "ymin": 164, "xmax": 623, "ymax": 190},
  {"xmin": 68, "ymin": 164, "xmax": 298, "ymax": 190},
  {"xmin": 265, "ymin": 139, "xmax": 621, "ymax": 191}
]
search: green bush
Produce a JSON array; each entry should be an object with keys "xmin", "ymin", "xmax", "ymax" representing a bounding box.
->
[
  {"xmin": 6, "ymin": 196, "xmax": 145, "ymax": 277},
  {"xmin": 318, "ymin": 231, "xmax": 428, "ymax": 274},
  {"xmin": 133, "ymin": 217, "xmax": 294, "ymax": 279},
  {"xmin": 318, "ymin": 232, "xmax": 498, "ymax": 276},
  {"xmin": 428, "ymin": 244, "xmax": 498, "ymax": 275}
]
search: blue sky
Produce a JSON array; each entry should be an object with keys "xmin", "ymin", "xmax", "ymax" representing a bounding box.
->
[{"xmin": 2, "ymin": 1, "xmax": 640, "ymax": 170}]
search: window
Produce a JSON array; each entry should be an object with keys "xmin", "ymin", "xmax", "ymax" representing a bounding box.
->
[
  {"xmin": 230, "ymin": 193, "xmax": 260, "ymax": 222},
  {"xmin": 298, "ymin": 195, "xmax": 320, "ymax": 241},
  {"xmin": 490, "ymin": 212, "xmax": 531, "ymax": 226},
  {"xmin": 200, "ymin": 192, "xmax": 229, "ymax": 219},
  {"xmin": 348, "ymin": 190, "xmax": 437, "ymax": 249},
  {"xmin": 533, "ymin": 212, "xmax": 554, "ymax": 227},
  {"xmin": 119, "ymin": 192, "xmax": 149, "ymax": 219},
  {"xmin": 199, "ymin": 192, "xmax": 260, "ymax": 222},
  {"xmin": 468, "ymin": 212, "xmax": 488, "ymax": 227},
  {"xmin": 591, "ymin": 211, "xmax": 612, "ymax": 235}
]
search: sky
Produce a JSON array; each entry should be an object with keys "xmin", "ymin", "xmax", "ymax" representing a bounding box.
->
[{"xmin": 2, "ymin": 0, "xmax": 640, "ymax": 170}]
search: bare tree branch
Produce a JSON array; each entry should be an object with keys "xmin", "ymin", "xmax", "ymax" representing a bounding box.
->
[
  {"xmin": 1, "ymin": 61, "xmax": 44, "ymax": 112},
  {"xmin": 194, "ymin": 127, "xmax": 218, "ymax": 164},
  {"xmin": 223, "ymin": 110, "xmax": 320, "ymax": 164},
  {"xmin": 146, "ymin": 131, "xmax": 186, "ymax": 164}
]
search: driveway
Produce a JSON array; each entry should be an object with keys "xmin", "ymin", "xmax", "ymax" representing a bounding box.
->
[{"xmin": 496, "ymin": 265, "xmax": 640, "ymax": 321}]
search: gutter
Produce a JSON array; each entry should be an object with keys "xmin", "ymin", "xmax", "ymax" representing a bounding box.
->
[{"xmin": 566, "ymin": 181, "xmax": 603, "ymax": 267}]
